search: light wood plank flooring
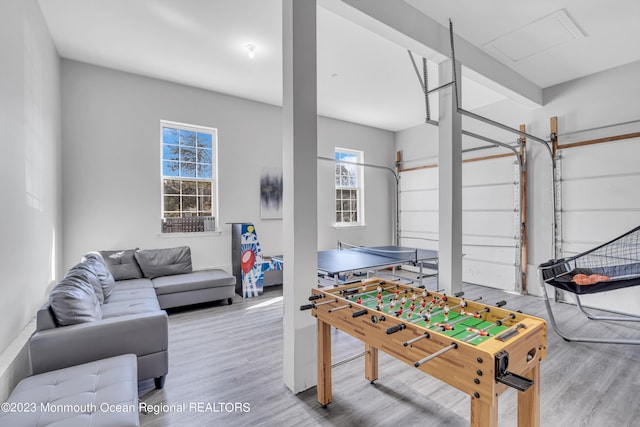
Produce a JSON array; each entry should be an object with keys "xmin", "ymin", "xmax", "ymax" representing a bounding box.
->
[{"xmin": 139, "ymin": 275, "xmax": 640, "ymax": 427}]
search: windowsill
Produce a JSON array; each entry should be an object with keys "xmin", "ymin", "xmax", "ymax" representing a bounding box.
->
[
  {"xmin": 158, "ymin": 230, "xmax": 222, "ymax": 237},
  {"xmin": 333, "ymin": 223, "xmax": 366, "ymax": 229}
]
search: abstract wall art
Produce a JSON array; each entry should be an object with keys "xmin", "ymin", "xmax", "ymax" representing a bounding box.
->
[{"xmin": 260, "ymin": 166, "xmax": 283, "ymax": 219}]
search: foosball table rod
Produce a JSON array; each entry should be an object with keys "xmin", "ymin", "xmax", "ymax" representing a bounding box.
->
[
  {"xmin": 403, "ymin": 332, "xmax": 430, "ymax": 346},
  {"xmin": 328, "ymin": 304, "xmax": 352, "ymax": 313},
  {"xmin": 299, "ymin": 298, "xmax": 338, "ymax": 311},
  {"xmin": 414, "ymin": 342, "xmax": 458, "ymax": 367},
  {"xmin": 331, "ymin": 350, "xmax": 370, "ymax": 368}
]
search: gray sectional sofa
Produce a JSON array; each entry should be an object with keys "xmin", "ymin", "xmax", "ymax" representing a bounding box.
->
[{"xmin": 29, "ymin": 246, "xmax": 236, "ymax": 390}]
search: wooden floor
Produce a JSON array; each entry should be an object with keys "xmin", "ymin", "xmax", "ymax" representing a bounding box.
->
[{"xmin": 139, "ymin": 274, "xmax": 640, "ymax": 427}]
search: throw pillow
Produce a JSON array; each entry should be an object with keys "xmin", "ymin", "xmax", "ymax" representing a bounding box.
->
[
  {"xmin": 82, "ymin": 252, "xmax": 116, "ymax": 302},
  {"xmin": 49, "ymin": 275, "xmax": 103, "ymax": 326},
  {"xmin": 134, "ymin": 246, "xmax": 193, "ymax": 279},
  {"xmin": 65, "ymin": 262, "xmax": 104, "ymax": 304},
  {"xmin": 100, "ymin": 249, "xmax": 143, "ymax": 281}
]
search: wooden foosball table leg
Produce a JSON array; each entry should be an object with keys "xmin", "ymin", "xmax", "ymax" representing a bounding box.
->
[
  {"xmin": 317, "ymin": 319, "xmax": 332, "ymax": 407},
  {"xmin": 518, "ymin": 363, "xmax": 540, "ymax": 427},
  {"xmin": 364, "ymin": 343, "xmax": 378, "ymax": 383},
  {"xmin": 470, "ymin": 395, "xmax": 498, "ymax": 427}
]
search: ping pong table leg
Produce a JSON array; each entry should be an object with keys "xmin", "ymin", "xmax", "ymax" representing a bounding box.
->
[{"xmin": 419, "ymin": 261, "xmax": 424, "ymax": 287}]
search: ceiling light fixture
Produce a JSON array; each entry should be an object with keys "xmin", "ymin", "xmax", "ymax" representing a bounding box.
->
[{"xmin": 246, "ymin": 44, "xmax": 256, "ymax": 58}]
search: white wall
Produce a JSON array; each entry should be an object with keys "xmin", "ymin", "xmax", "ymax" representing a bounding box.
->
[
  {"xmin": 61, "ymin": 60, "xmax": 395, "ymax": 272},
  {"xmin": 395, "ymin": 60, "xmax": 640, "ymax": 313},
  {"xmin": 317, "ymin": 117, "xmax": 396, "ymax": 250},
  {"xmin": 0, "ymin": 0, "xmax": 61, "ymax": 399}
]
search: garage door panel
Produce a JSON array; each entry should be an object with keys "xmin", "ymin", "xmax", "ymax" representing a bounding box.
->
[
  {"xmin": 463, "ymin": 211, "xmax": 515, "ymax": 237},
  {"xmin": 463, "ymin": 157, "xmax": 517, "ymax": 185},
  {"xmin": 561, "ymin": 176, "xmax": 640, "ymax": 210},
  {"xmin": 463, "ymin": 259, "xmax": 515, "ymax": 289},
  {"xmin": 558, "ymin": 137, "xmax": 640, "ymax": 315},
  {"xmin": 401, "ymin": 211, "xmax": 439, "ymax": 233},
  {"xmin": 559, "ymin": 137, "xmax": 640, "ymax": 178},
  {"xmin": 463, "ymin": 185, "xmax": 515, "ymax": 210},
  {"xmin": 401, "ymin": 190, "xmax": 438, "ymax": 211},
  {"xmin": 401, "ymin": 169, "xmax": 437, "ymax": 191}
]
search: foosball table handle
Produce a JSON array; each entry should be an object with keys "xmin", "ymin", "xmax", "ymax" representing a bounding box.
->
[
  {"xmin": 495, "ymin": 300, "xmax": 507, "ymax": 307},
  {"xmin": 352, "ymin": 309, "xmax": 368, "ymax": 318},
  {"xmin": 386, "ymin": 324, "xmax": 406, "ymax": 334},
  {"xmin": 308, "ymin": 295, "xmax": 322, "ymax": 301},
  {"xmin": 300, "ymin": 304, "xmax": 314, "ymax": 311}
]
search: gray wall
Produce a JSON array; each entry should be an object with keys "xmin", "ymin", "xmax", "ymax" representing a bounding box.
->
[
  {"xmin": 0, "ymin": 0, "xmax": 61, "ymax": 400},
  {"xmin": 61, "ymin": 60, "xmax": 395, "ymax": 273}
]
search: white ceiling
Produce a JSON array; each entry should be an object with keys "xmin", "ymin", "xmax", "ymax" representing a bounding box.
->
[{"xmin": 38, "ymin": 0, "xmax": 640, "ymax": 131}]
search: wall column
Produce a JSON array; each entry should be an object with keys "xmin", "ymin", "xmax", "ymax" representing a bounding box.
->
[
  {"xmin": 438, "ymin": 59, "xmax": 463, "ymax": 294},
  {"xmin": 282, "ymin": 0, "xmax": 318, "ymax": 393}
]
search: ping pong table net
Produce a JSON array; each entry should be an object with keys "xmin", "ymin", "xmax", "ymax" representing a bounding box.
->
[
  {"xmin": 338, "ymin": 242, "xmax": 419, "ymax": 264},
  {"xmin": 540, "ymin": 225, "xmax": 640, "ymax": 295}
]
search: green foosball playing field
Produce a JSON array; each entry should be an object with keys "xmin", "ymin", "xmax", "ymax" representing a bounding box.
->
[{"xmin": 345, "ymin": 285, "xmax": 510, "ymax": 345}]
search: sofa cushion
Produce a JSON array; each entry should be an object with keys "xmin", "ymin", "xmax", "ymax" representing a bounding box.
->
[
  {"xmin": 65, "ymin": 262, "xmax": 105, "ymax": 304},
  {"xmin": 108, "ymin": 287, "xmax": 158, "ymax": 303},
  {"xmin": 49, "ymin": 274, "xmax": 102, "ymax": 326},
  {"xmin": 0, "ymin": 354, "xmax": 138, "ymax": 427},
  {"xmin": 135, "ymin": 246, "xmax": 193, "ymax": 279},
  {"xmin": 152, "ymin": 269, "xmax": 236, "ymax": 295},
  {"xmin": 113, "ymin": 277, "xmax": 154, "ymax": 291},
  {"xmin": 82, "ymin": 251, "xmax": 116, "ymax": 302},
  {"xmin": 101, "ymin": 294, "xmax": 161, "ymax": 318},
  {"xmin": 100, "ymin": 249, "xmax": 143, "ymax": 281}
]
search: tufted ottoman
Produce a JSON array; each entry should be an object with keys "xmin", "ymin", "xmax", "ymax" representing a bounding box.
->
[{"xmin": 0, "ymin": 354, "xmax": 139, "ymax": 426}]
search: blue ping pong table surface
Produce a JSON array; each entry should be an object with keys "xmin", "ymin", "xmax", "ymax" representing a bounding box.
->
[{"xmin": 317, "ymin": 245, "xmax": 438, "ymax": 275}]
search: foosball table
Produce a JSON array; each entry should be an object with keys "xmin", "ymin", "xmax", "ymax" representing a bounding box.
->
[{"xmin": 300, "ymin": 278, "xmax": 547, "ymax": 427}]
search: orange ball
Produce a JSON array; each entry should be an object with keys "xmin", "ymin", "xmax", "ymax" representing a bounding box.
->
[{"xmin": 572, "ymin": 273, "xmax": 588, "ymax": 284}]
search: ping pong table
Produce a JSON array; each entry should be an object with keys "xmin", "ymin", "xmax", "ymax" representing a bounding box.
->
[{"xmin": 273, "ymin": 244, "xmax": 438, "ymax": 287}]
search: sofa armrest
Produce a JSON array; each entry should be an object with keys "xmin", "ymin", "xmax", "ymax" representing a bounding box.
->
[{"xmin": 29, "ymin": 310, "xmax": 168, "ymax": 375}]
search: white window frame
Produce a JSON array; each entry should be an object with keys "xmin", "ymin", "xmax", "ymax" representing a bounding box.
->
[
  {"xmin": 334, "ymin": 147, "xmax": 365, "ymax": 227},
  {"xmin": 160, "ymin": 120, "xmax": 219, "ymax": 233}
]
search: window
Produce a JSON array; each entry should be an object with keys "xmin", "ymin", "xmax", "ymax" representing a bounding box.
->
[
  {"xmin": 161, "ymin": 121, "xmax": 218, "ymax": 233},
  {"xmin": 335, "ymin": 148, "xmax": 364, "ymax": 225}
]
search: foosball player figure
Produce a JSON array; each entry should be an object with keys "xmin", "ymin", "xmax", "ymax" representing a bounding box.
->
[
  {"xmin": 435, "ymin": 322, "xmax": 454, "ymax": 331},
  {"xmin": 360, "ymin": 283, "xmax": 367, "ymax": 293},
  {"xmin": 375, "ymin": 301, "xmax": 383, "ymax": 311},
  {"xmin": 376, "ymin": 285, "xmax": 382, "ymax": 294},
  {"xmin": 395, "ymin": 288, "xmax": 401, "ymax": 298},
  {"xmin": 411, "ymin": 292, "xmax": 418, "ymax": 302},
  {"xmin": 396, "ymin": 306, "xmax": 404, "ymax": 317},
  {"xmin": 389, "ymin": 298, "xmax": 396, "ymax": 310},
  {"xmin": 420, "ymin": 298, "xmax": 427, "ymax": 310},
  {"xmin": 421, "ymin": 289, "xmax": 428, "ymax": 298},
  {"xmin": 459, "ymin": 298, "xmax": 467, "ymax": 315},
  {"xmin": 409, "ymin": 301, "xmax": 416, "ymax": 313},
  {"xmin": 356, "ymin": 296, "xmax": 362, "ymax": 305},
  {"xmin": 439, "ymin": 294, "xmax": 448, "ymax": 308},
  {"xmin": 401, "ymin": 295, "xmax": 407, "ymax": 305},
  {"xmin": 423, "ymin": 310, "xmax": 432, "ymax": 326},
  {"xmin": 376, "ymin": 291, "xmax": 383, "ymax": 301},
  {"xmin": 443, "ymin": 303, "xmax": 450, "ymax": 322},
  {"xmin": 467, "ymin": 327, "xmax": 489, "ymax": 336}
]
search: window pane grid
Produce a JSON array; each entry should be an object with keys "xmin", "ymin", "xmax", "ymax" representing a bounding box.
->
[{"xmin": 162, "ymin": 123, "xmax": 217, "ymax": 232}]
